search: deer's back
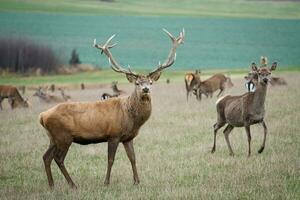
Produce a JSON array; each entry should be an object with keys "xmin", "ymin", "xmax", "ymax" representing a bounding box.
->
[{"xmin": 201, "ymin": 74, "xmax": 226, "ymax": 92}]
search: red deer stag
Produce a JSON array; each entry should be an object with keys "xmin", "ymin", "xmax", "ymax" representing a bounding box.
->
[
  {"xmin": 184, "ymin": 70, "xmax": 201, "ymax": 101},
  {"xmin": 211, "ymin": 61, "xmax": 277, "ymax": 157},
  {"xmin": 0, "ymin": 85, "xmax": 29, "ymax": 110},
  {"xmin": 39, "ymin": 29, "xmax": 184, "ymax": 189},
  {"xmin": 193, "ymin": 73, "xmax": 233, "ymax": 101}
]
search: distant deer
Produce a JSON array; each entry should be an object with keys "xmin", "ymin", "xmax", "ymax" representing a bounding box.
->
[
  {"xmin": 33, "ymin": 87, "xmax": 68, "ymax": 103},
  {"xmin": 270, "ymin": 77, "xmax": 287, "ymax": 86},
  {"xmin": 193, "ymin": 73, "xmax": 233, "ymax": 101},
  {"xmin": 184, "ymin": 70, "xmax": 201, "ymax": 101},
  {"xmin": 111, "ymin": 81, "xmax": 125, "ymax": 96},
  {"xmin": 211, "ymin": 61, "xmax": 277, "ymax": 157},
  {"xmin": 39, "ymin": 29, "xmax": 184, "ymax": 189},
  {"xmin": 101, "ymin": 81, "xmax": 125, "ymax": 100},
  {"xmin": 100, "ymin": 92, "xmax": 118, "ymax": 100},
  {"xmin": 0, "ymin": 85, "xmax": 29, "ymax": 110},
  {"xmin": 58, "ymin": 87, "xmax": 71, "ymax": 101}
]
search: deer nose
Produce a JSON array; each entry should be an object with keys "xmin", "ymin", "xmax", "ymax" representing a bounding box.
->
[{"xmin": 142, "ymin": 87, "xmax": 149, "ymax": 93}]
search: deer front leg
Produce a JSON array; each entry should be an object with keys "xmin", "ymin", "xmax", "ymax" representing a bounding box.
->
[
  {"xmin": 211, "ymin": 122, "xmax": 226, "ymax": 153},
  {"xmin": 104, "ymin": 138, "xmax": 119, "ymax": 185},
  {"xmin": 245, "ymin": 125, "xmax": 252, "ymax": 157},
  {"xmin": 123, "ymin": 140, "xmax": 140, "ymax": 185},
  {"xmin": 258, "ymin": 121, "xmax": 267, "ymax": 154}
]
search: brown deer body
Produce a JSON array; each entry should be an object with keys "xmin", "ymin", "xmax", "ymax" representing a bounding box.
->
[
  {"xmin": 39, "ymin": 29, "xmax": 184, "ymax": 189},
  {"xmin": 211, "ymin": 62, "xmax": 277, "ymax": 157},
  {"xmin": 270, "ymin": 77, "xmax": 287, "ymax": 86},
  {"xmin": 0, "ymin": 85, "xmax": 29, "ymax": 109},
  {"xmin": 184, "ymin": 70, "xmax": 201, "ymax": 101},
  {"xmin": 194, "ymin": 73, "xmax": 233, "ymax": 101}
]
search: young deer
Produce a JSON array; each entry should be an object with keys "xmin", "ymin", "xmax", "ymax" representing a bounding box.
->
[
  {"xmin": 211, "ymin": 62, "xmax": 277, "ymax": 157},
  {"xmin": 193, "ymin": 73, "xmax": 233, "ymax": 101},
  {"xmin": 39, "ymin": 29, "xmax": 184, "ymax": 189}
]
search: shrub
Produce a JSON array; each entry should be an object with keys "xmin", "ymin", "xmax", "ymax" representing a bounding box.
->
[{"xmin": 0, "ymin": 37, "xmax": 62, "ymax": 74}]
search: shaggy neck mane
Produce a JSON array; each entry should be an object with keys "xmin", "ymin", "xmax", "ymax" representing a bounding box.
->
[{"xmin": 126, "ymin": 90, "xmax": 152, "ymax": 127}]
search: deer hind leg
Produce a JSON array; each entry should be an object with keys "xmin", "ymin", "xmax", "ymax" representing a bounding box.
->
[
  {"xmin": 123, "ymin": 140, "xmax": 139, "ymax": 185},
  {"xmin": 53, "ymin": 142, "xmax": 77, "ymax": 189},
  {"xmin": 43, "ymin": 144, "xmax": 56, "ymax": 189},
  {"xmin": 211, "ymin": 121, "xmax": 226, "ymax": 153},
  {"xmin": 104, "ymin": 138, "xmax": 120, "ymax": 185},
  {"xmin": 245, "ymin": 125, "xmax": 252, "ymax": 157},
  {"xmin": 258, "ymin": 121, "xmax": 267, "ymax": 154},
  {"xmin": 223, "ymin": 124, "xmax": 234, "ymax": 156},
  {"xmin": 0, "ymin": 97, "xmax": 3, "ymax": 110}
]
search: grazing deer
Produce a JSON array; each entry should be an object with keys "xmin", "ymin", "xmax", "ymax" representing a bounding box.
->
[
  {"xmin": 39, "ymin": 29, "xmax": 184, "ymax": 189},
  {"xmin": 0, "ymin": 85, "xmax": 29, "ymax": 110},
  {"xmin": 211, "ymin": 62, "xmax": 277, "ymax": 157},
  {"xmin": 193, "ymin": 73, "xmax": 233, "ymax": 101},
  {"xmin": 58, "ymin": 87, "xmax": 71, "ymax": 101},
  {"xmin": 101, "ymin": 81, "xmax": 125, "ymax": 100},
  {"xmin": 33, "ymin": 87, "xmax": 68, "ymax": 103},
  {"xmin": 100, "ymin": 92, "xmax": 118, "ymax": 100},
  {"xmin": 111, "ymin": 81, "xmax": 125, "ymax": 96},
  {"xmin": 270, "ymin": 77, "xmax": 287, "ymax": 86},
  {"xmin": 184, "ymin": 70, "xmax": 201, "ymax": 101}
]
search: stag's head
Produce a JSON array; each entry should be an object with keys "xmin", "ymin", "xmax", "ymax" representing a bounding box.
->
[{"xmin": 94, "ymin": 29, "xmax": 184, "ymax": 99}]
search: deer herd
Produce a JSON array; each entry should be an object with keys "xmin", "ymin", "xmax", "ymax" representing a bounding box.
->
[{"xmin": 0, "ymin": 29, "xmax": 288, "ymax": 189}]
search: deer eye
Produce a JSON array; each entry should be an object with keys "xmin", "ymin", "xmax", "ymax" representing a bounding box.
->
[
  {"xmin": 149, "ymin": 80, "xmax": 153, "ymax": 85},
  {"xmin": 135, "ymin": 81, "xmax": 139, "ymax": 86}
]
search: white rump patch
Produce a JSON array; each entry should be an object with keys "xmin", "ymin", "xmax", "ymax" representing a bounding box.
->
[{"xmin": 216, "ymin": 95, "xmax": 228, "ymax": 105}]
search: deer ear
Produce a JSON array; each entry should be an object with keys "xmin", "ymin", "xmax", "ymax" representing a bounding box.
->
[
  {"xmin": 270, "ymin": 62, "xmax": 277, "ymax": 71},
  {"xmin": 126, "ymin": 74, "xmax": 137, "ymax": 83},
  {"xmin": 148, "ymin": 72, "xmax": 162, "ymax": 81},
  {"xmin": 251, "ymin": 62, "xmax": 258, "ymax": 71}
]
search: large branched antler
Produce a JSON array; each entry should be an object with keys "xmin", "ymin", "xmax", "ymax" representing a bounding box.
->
[
  {"xmin": 148, "ymin": 28, "xmax": 185, "ymax": 77},
  {"xmin": 93, "ymin": 35, "xmax": 138, "ymax": 77}
]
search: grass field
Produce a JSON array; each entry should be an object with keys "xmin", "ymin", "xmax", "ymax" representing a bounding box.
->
[
  {"xmin": 0, "ymin": 71, "xmax": 299, "ymax": 199},
  {"xmin": 1, "ymin": 0, "xmax": 300, "ymax": 19}
]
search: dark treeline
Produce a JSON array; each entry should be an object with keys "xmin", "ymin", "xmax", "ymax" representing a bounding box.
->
[{"xmin": 0, "ymin": 37, "xmax": 62, "ymax": 74}]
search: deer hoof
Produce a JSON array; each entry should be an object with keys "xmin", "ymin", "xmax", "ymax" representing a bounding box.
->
[
  {"xmin": 258, "ymin": 147, "xmax": 264, "ymax": 154},
  {"xmin": 104, "ymin": 180, "xmax": 110, "ymax": 186},
  {"xmin": 70, "ymin": 183, "xmax": 77, "ymax": 190},
  {"xmin": 211, "ymin": 147, "xmax": 215, "ymax": 154}
]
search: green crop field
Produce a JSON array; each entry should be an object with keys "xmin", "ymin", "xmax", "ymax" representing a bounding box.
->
[
  {"xmin": 1, "ymin": 12, "xmax": 300, "ymax": 70},
  {"xmin": 1, "ymin": 0, "xmax": 300, "ymax": 19}
]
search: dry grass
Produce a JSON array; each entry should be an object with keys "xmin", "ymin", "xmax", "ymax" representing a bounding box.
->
[{"xmin": 0, "ymin": 72, "xmax": 299, "ymax": 199}]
